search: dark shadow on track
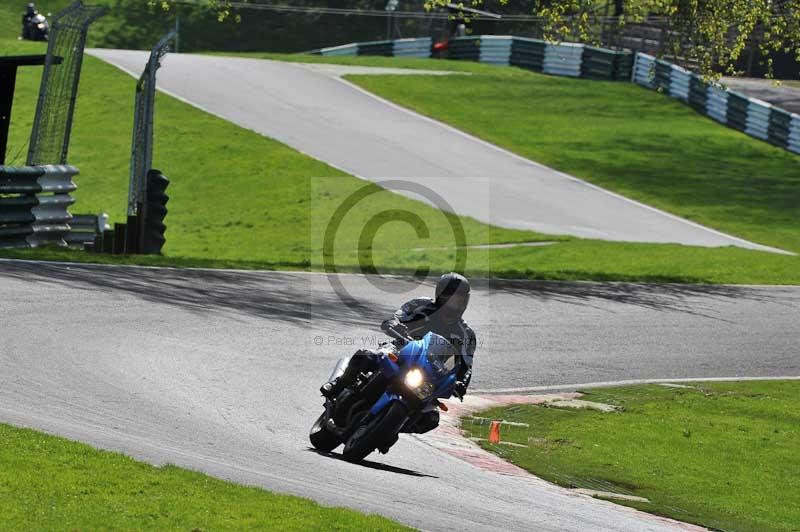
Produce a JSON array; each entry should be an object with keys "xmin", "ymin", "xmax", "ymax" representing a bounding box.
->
[
  {"xmin": 476, "ymin": 278, "xmax": 798, "ymax": 317},
  {"xmin": 307, "ymin": 448, "xmax": 439, "ymax": 478},
  {"xmin": 1, "ymin": 260, "xmax": 796, "ymax": 325},
  {"xmin": 0, "ymin": 260, "xmax": 391, "ymax": 328}
]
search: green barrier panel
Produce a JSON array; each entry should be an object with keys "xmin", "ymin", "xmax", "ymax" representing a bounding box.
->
[
  {"xmin": 726, "ymin": 92, "xmax": 749, "ymax": 131},
  {"xmin": 613, "ymin": 52, "xmax": 634, "ymax": 80},
  {"xmin": 509, "ymin": 38, "xmax": 545, "ymax": 71},
  {"xmin": 768, "ymin": 107, "xmax": 792, "ymax": 148},
  {"xmin": 581, "ymin": 47, "xmax": 616, "ymax": 80},
  {"xmin": 688, "ymin": 75, "xmax": 708, "ymax": 114},
  {"xmin": 357, "ymin": 40, "xmax": 395, "ymax": 57},
  {"xmin": 654, "ymin": 61, "xmax": 671, "ymax": 91},
  {"xmin": 448, "ymin": 37, "xmax": 481, "ymax": 61}
]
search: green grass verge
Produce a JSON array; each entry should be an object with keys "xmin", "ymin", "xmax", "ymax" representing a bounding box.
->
[
  {"xmin": 0, "ymin": 423, "xmax": 407, "ymax": 530},
  {"xmin": 0, "ymin": 38, "xmax": 546, "ymax": 260},
  {"xmin": 2, "ymin": 40, "xmax": 800, "ymax": 284},
  {"xmin": 466, "ymin": 381, "xmax": 800, "ymax": 532},
  {"xmin": 346, "ymin": 62, "xmax": 800, "ymax": 254}
]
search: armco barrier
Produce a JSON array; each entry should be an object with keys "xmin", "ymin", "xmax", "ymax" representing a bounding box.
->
[
  {"xmin": 632, "ymin": 52, "xmax": 800, "ymax": 154},
  {"xmin": 311, "ymin": 36, "xmax": 632, "ymax": 81},
  {"xmin": 726, "ymin": 92, "xmax": 749, "ymax": 131},
  {"xmin": 688, "ymin": 76, "xmax": 707, "ymax": 114},
  {"xmin": 64, "ymin": 213, "xmax": 109, "ymax": 246},
  {"xmin": 614, "ymin": 53, "xmax": 635, "ymax": 81},
  {"xmin": 0, "ymin": 164, "xmax": 77, "ymax": 248},
  {"xmin": 509, "ymin": 37, "xmax": 546, "ymax": 71},
  {"xmin": 632, "ymin": 53, "xmax": 656, "ymax": 88},
  {"xmin": 582, "ymin": 46, "xmax": 632, "ymax": 81},
  {"xmin": 448, "ymin": 36, "xmax": 481, "ymax": 61},
  {"xmin": 789, "ymin": 115, "xmax": 800, "ymax": 154},
  {"xmin": 358, "ymin": 39, "xmax": 394, "ymax": 57},
  {"xmin": 317, "ymin": 43, "xmax": 359, "ymax": 57},
  {"xmin": 706, "ymin": 85, "xmax": 729, "ymax": 124},
  {"xmin": 769, "ymin": 108, "xmax": 792, "ymax": 147},
  {"xmin": 745, "ymin": 98, "xmax": 771, "ymax": 141},
  {"xmin": 393, "ymin": 37, "xmax": 432, "ymax": 58},
  {"xmin": 478, "ymin": 36, "xmax": 512, "ymax": 66},
  {"xmin": 668, "ymin": 64, "xmax": 691, "ymax": 101},
  {"xmin": 310, "ymin": 39, "xmax": 799, "ymax": 155},
  {"xmin": 654, "ymin": 60, "xmax": 671, "ymax": 92},
  {"xmin": 543, "ymin": 42, "xmax": 583, "ymax": 77}
]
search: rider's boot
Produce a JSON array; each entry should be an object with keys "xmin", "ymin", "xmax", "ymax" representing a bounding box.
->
[
  {"xmin": 320, "ymin": 377, "xmax": 343, "ymax": 398},
  {"xmin": 320, "ymin": 351, "xmax": 375, "ymax": 399},
  {"xmin": 320, "ymin": 361, "xmax": 358, "ymax": 398}
]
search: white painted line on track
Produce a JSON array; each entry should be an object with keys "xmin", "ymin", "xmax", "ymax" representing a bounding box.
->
[{"xmin": 473, "ymin": 375, "xmax": 800, "ymax": 394}]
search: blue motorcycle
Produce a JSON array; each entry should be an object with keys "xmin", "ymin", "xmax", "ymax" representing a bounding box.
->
[{"xmin": 310, "ymin": 331, "xmax": 462, "ymax": 462}]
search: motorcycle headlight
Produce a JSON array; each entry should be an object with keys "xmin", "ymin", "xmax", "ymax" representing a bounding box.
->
[{"xmin": 404, "ymin": 368, "xmax": 424, "ymax": 389}]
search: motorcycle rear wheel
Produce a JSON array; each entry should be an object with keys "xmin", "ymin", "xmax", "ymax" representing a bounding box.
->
[
  {"xmin": 309, "ymin": 412, "xmax": 340, "ymax": 451},
  {"xmin": 342, "ymin": 402, "xmax": 407, "ymax": 463}
]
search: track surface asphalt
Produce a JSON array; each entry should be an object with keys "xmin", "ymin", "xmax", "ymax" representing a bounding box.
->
[
  {"xmin": 2, "ymin": 261, "xmax": 798, "ymax": 530},
  {"xmin": 88, "ymin": 49, "xmax": 782, "ymax": 253}
]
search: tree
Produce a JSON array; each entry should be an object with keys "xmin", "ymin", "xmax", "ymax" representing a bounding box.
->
[
  {"xmin": 427, "ymin": 0, "xmax": 800, "ymax": 78},
  {"xmin": 147, "ymin": 0, "xmax": 246, "ymax": 22}
]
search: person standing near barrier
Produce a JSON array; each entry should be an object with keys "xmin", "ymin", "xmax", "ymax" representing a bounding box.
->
[{"xmin": 21, "ymin": 3, "xmax": 37, "ymax": 40}]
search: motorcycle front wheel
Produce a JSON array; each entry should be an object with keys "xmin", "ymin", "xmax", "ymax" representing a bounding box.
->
[
  {"xmin": 342, "ymin": 401, "xmax": 407, "ymax": 463},
  {"xmin": 309, "ymin": 412, "xmax": 340, "ymax": 451}
]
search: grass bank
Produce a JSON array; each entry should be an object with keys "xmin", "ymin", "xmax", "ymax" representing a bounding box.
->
[
  {"xmin": 466, "ymin": 381, "xmax": 800, "ymax": 532},
  {"xmin": 0, "ymin": 422, "xmax": 407, "ymax": 530},
  {"xmin": 2, "ymin": 39, "xmax": 799, "ymax": 284},
  {"xmin": 347, "ymin": 61, "xmax": 800, "ymax": 254}
]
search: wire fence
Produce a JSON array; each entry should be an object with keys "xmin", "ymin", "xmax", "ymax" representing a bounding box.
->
[
  {"xmin": 129, "ymin": 29, "xmax": 175, "ymax": 217},
  {"xmin": 27, "ymin": 1, "xmax": 106, "ymax": 166}
]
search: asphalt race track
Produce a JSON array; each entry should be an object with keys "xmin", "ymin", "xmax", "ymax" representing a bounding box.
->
[
  {"xmin": 87, "ymin": 49, "xmax": 786, "ymax": 253},
  {"xmin": 2, "ymin": 260, "xmax": 798, "ymax": 531}
]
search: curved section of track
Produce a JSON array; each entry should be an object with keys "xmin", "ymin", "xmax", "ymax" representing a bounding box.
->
[
  {"xmin": 1, "ymin": 261, "xmax": 797, "ymax": 530},
  {"xmin": 87, "ymin": 49, "xmax": 786, "ymax": 253}
]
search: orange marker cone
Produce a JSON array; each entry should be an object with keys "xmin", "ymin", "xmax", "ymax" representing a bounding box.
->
[{"xmin": 488, "ymin": 420, "xmax": 501, "ymax": 444}]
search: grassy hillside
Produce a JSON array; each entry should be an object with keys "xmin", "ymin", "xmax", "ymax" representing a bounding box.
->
[
  {"xmin": 2, "ymin": 39, "xmax": 799, "ymax": 284},
  {"xmin": 346, "ymin": 60, "xmax": 800, "ymax": 254},
  {"xmin": 2, "ymin": 38, "xmax": 542, "ymax": 264},
  {"xmin": 470, "ymin": 381, "xmax": 800, "ymax": 532},
  {"xmin": 0, "ymin": 422, "xmax": 408, "ymax": 530}
]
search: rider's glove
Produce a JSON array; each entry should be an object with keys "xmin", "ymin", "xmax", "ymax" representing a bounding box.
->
[
  {"xmin": 453, "ymin": 381, "xmax": 468, "ymax": 401},
  {"xmin": 390, "ymin": 323, "xmax": 411, "ymax": 342}
]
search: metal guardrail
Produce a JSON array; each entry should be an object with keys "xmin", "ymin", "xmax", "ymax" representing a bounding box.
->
[
  {"xmin": 393, "ymin": 37, "xmax": 432, "ymax": 58},
  {"xmin": 632, "ymin": 52, "xmax": 800, "ymax": 154},
  {"xmin": 311, "ymin": 36, "xmax": 634, "ymax": 81},
  {"xmin": 312, "ymin": 37, "xmax": 799, "ymax": 154},
  {"xmin": 477, "ymin": 36, "xmax": 513, "ymax": 66},
  {"xmin": 317, "ymin": 42, "xmax": 360, "ymax": 57},
  {"xmin": 0, "ymin": 164, "xmax": 77, "ymax": 248},
  {"xmin": 790, "ymin": 115, "xmax": 800, "ymax": 153},
  {"xmin": 64, "ymin": 212, "xmax": 109, "ymax": 246},
  {"xmin": 543, "ymin": 42, "xmax": 584, "ymax": 77}
]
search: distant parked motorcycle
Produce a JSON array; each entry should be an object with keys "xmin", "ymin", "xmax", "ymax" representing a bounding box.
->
[{"xmin": 310, "ymin": 331, "xmax": 461, "ymax": 462}]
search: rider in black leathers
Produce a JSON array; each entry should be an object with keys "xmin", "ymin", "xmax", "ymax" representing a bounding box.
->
[
  {"xmin": 321, "ymin": 273, "xmax": 476, "ymax": 434},
  {"xmin": 21, "ymin": 3, "xmax": 37, "ymax": 40}
]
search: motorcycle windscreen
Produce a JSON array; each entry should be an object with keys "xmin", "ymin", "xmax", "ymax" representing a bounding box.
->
[{"xmin": 425, "ymin": 333, "xmax": 458, "ymax": 376}]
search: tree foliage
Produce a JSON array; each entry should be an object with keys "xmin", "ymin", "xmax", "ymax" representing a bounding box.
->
[{"xmin": 433, "ymin": 0, "xmax": 800, "ymax": 78}]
